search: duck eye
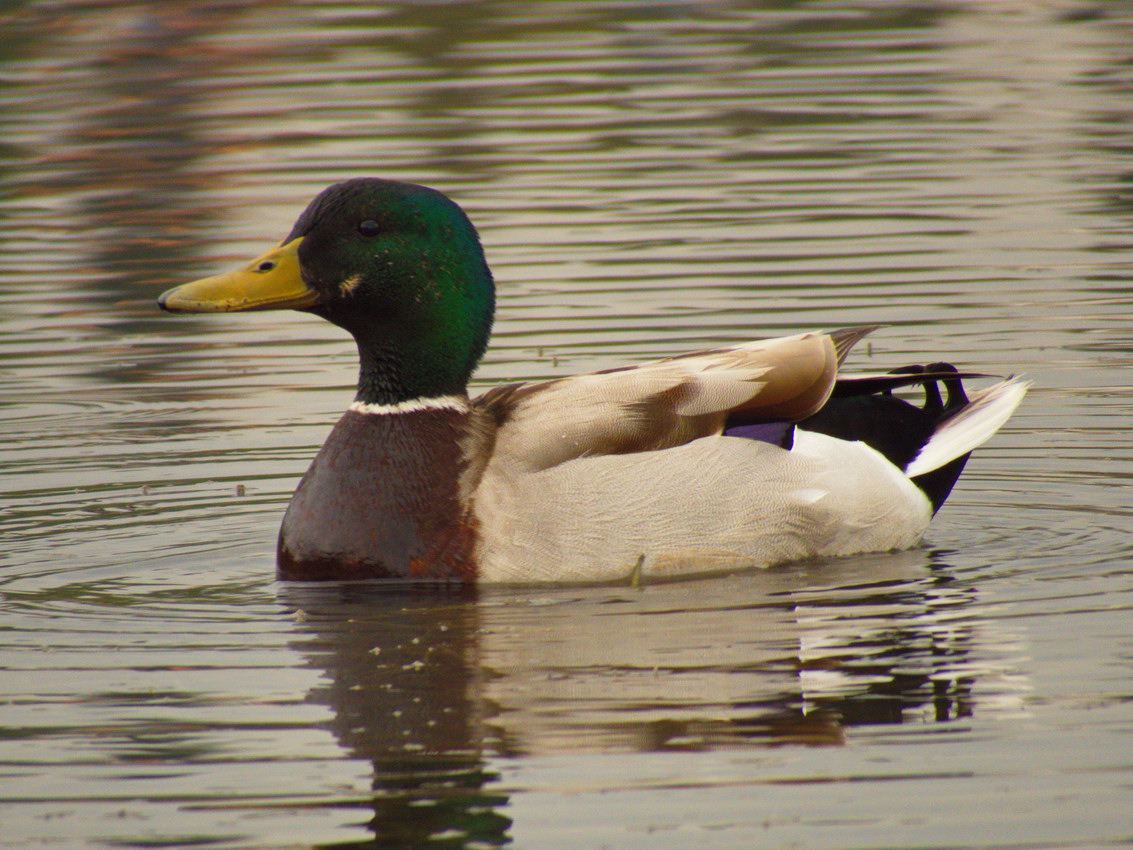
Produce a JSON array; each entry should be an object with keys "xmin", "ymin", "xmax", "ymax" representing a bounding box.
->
[{"xmin": 358, "ymin": 219, "xmax": 381, "ymax": 237}]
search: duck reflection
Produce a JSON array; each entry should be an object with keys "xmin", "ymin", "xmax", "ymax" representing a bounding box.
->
[
  {"xmin": 279, "ymin": 583, "xmax": 511, "ymax": 848},
  {"xmin": 280, "ymin": 550, "xmax": 1024, "ymax": 845}
]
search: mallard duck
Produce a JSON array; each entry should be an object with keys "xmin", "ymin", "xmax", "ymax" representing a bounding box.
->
[{"xmin": 159, "ymin": 179, "xmax": 1027, "ymax": 583}]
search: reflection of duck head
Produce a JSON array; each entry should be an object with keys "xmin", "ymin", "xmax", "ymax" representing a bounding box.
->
[
  {"xmin": 279, "ymin": 583, "xmax": 512, "ymax": 847},
  {"xmin": 281, "ymin": 551, "xmax": 1026, "ymax": 840}
]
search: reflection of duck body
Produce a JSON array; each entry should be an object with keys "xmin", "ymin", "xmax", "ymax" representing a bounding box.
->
[
  {"xmin": 472, "ymin": 550, "xmax": 1028, "ymax": 753},
  {"xmin": 283, "ymin": 552, "xmax": 1025, "ymax": 768},
  {"xmin": 160, "ymin": 179, "xmax": 1026, "ymax": 583}
]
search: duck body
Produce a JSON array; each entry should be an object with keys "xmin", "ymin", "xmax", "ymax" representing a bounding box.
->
[
  {"xmin": 470, "ymin": 426, "xmax": 933, "ymax": 583},
  {"xmin": 159, "ymin": 179, "xmax": 1027, "ymax": 584}
]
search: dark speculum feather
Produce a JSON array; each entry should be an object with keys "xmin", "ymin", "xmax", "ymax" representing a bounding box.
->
[{"xmin": 723, "ymin": 420, "xmax": 795, "ymax": 449}]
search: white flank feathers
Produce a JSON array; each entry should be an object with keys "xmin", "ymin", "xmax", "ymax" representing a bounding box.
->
[{"xmin": 905, "ymin": 378, "xmax": 1029, "ymax": 478}]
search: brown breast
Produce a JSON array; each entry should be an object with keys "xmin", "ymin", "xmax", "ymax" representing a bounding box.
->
[{"xmin": 276, "ymin": 408, "xmax": 478, "ymax": 581}]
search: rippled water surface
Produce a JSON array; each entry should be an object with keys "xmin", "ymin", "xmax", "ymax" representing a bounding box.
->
[{"xmin": 3, "ymin": 1, "xmax": 1133, "ymax": 847}]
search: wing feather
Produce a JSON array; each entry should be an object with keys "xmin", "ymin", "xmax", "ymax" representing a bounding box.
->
[{"xmin": 474, "ymin": 330, "xmax": 866, "ymax": 472}]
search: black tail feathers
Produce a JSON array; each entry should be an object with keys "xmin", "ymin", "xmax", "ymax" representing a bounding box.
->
[{"xmin": 800, "ymin": 363, "xmax": 975, "ymax": 514}]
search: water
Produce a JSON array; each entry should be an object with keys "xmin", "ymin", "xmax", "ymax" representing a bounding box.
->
[{"xmin": 2, "ymin": 1, "xmax": 1132, "ymax": 846}]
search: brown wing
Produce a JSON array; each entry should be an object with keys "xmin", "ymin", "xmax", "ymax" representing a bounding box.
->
[{"xmin": 473, "ymin": 329, "xmax": 871, "ymax": 473}]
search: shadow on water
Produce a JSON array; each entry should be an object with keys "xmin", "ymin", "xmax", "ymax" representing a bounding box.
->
[{"xmin": 279, "ymin": 548, "xmax": 1022, "ymax": 847}]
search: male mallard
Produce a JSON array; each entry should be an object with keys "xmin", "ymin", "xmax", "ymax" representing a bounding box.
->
[{"xmin": 159, "ymin": 179, "xmax": 1027, "ymax": 583}]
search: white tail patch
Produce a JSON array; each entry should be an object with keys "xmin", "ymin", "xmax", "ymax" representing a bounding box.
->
[{"xmin": 905, "ymin": 378, "xmax": 1029, "ymax": 478}]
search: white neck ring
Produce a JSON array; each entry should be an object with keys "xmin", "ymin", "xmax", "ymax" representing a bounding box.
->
[{"xmin": 349, "ymin": 395, "xmax": 470, "ymax": 416}]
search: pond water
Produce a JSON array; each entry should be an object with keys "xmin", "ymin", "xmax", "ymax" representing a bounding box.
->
[{"xmin": 2, "ymin": 1, "xmax": 1133, "ymax": 847}]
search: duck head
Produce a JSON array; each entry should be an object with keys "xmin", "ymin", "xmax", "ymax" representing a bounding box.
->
[{"xmin": 159, "ymin": 179, "xmax": 495, "ymax": 406}]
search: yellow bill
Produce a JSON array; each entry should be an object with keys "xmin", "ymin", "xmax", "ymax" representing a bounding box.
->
[{"xmin": 158, "ymin": 237, "xmax": 319, "ymax": 313}]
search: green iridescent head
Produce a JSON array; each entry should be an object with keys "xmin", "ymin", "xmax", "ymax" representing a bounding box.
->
[{"xmin": 159, "ymin": 179, "xmax": 495, "ymax": 405}]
